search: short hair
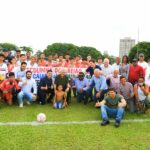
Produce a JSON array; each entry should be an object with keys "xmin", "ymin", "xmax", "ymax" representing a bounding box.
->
[
  {"xmin": 9, "ymin": 72, "xmax": 15, "ymax": 77},
  {"xmin": 89, "ymin": 59, "xmax": 95, "ymax": 63},
  {"xmin": 138, "ymin": 76, "xmax": 145, "ymax": 81},
  {"xmin": 120, "ymin": 76, "xmax": 126, "ymax": 80},
  {"xmin": 26, "ymin": 70, "xmax": 32, "ymax": 74},
  {"xmin": 108, "ymin": 87, "xmax": 116, "ymax": 92},
  {"xmin": 20, "ymin": 54, "xmax": 25, "ymax": 57},
  {"xmin": 103, "ymin": 58, "xmax": 109, "ymax": 63},
  {"xmin": 82, "ymin": 58, "xmax": 87, "ymax": 61},
  {"xmin": 0, "ymin": 53, "xmax": 5, "ymax": 57},
  {"xmin": 21, "ymin": 62, "xmax": 27, "ymax": 66},
  {"xmin": 47, "ymin": 70, "xmax": 52, "ymax": 73}
]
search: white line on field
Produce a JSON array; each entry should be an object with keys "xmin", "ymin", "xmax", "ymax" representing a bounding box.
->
[{"xmin": 0, "ymin": 119, "xmax": 150, "ymax": 126}]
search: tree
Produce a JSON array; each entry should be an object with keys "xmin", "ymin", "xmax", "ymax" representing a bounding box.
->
[
  {"xmin": 20, "ymin": 46, "xmax": 33, "ymax": 53},
  {"xmin": 128, "ymin": 41, "xmax": 150, "ymax": 62},
  {"xmin": 0, "ymin": 43, "xmax": 18, "ymax": 51},
  {"xmin": 44, "ymin": 43, "xmax": 102, "ymax": 60}
]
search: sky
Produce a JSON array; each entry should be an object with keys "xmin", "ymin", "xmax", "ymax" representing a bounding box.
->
[{"xmin": 0, "ymin": 0, "xmax": 150, "ymax": 56}]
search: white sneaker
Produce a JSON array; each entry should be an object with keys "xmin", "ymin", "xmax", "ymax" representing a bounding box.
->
[
  {"xmin": 26, "ymin": 101, "xmax": 30, "ymax": 105},
  {"xmin": 19, "ymin": 103, "xmax": 23, "ymax": 108}
]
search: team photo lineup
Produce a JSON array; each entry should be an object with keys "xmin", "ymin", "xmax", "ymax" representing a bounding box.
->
[{"xmin": 0, "ymin": 48, "xmax": 150, "ymax": 127}]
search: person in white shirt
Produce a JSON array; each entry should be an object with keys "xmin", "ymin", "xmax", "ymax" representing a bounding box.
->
[
  {"xmin": 14, "ymin": 62, "xmax": 27, "ymax": 81},
  {"xmin": 112, "ymin": 57, "xmax": 120, "ymax": 72},
  {"xmin": 145, "ymin": 59, "xmax": 150, "ymax": 89},
  {"xmin": 101, "ymin": 58, "xmax": 113, "ymax": 77},
  {"xmin": 27, "ymin": 56, "xmax": 38, "ymax": 68},
  {"xmin": 138, "ymin": 53, "xmax": 148, "ymax": 75},
  {"xmin": 16, "ymin": 54, "xmax": 27, "ymax": 66},
  {"xmin": 0, "ymin": 53, "xmax": 8, "ymax": 81},
  {"xmin": 17, "ymin": 70, "xmax": 37, "ymax": 107}
]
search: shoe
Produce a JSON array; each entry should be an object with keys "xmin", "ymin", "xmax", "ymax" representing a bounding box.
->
[
  {"xmin": 19, "ymin": 103, "xmax": 23, "ymax": 108},
  {"xmin": 26, "ymin": 101, "xmax": 30, "ymax": 105},
  {"xmin": 101, "ymin": 120, "xmax": 110, "ymax": 126},
  {"xmin": 114, "ymin": 122, "xmax": 120, "ymax": 127}
]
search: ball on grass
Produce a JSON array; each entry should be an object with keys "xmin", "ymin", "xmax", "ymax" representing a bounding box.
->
[{"xmin": 37, "ymin": 113, "xmax": 46, "ymax": 123}]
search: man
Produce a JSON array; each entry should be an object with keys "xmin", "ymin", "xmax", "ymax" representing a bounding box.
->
[
  {"xmin": 138, "ymin": 53, "xmax": 148, "ymax": 75},
  {"xmin": 89, "ymin": 69, "xmax": 108, "ymax": 102},
  {"xmin": 75, "ymin": 72, "xmax": 89, "ymax": 104},
  {"xmin": 128, "ymin": 59, "xmax": 144, "ymax": 85},
  {"xmin": 118, "ymin": 76, "xmax": 134, "ymax": 113},
  {"xmin": 17, "ymin": 71, "xmax": 37, "ymax": 107},
  {"xmin": 96, "ymin": 88, "xmax": 126, "ymax": 127},
  {"xmin": 0, "ymin": 53, "xmax": 8, "ymax": 81},
  {"xmin": 112, "ymin": 57, "xmax": 120, "ymax": 71},
  {"xmin": 3, "ymin": 48, "xmax": 11, "ymax": 64},
  {"xmin": 14, "ymin": 62, "xmax": 27, "ymax": 81},
  {"xmin": 54, "ymin": 69, "xmax": 71, "ymax": 104},
  {"xmin": 86, "ymin": 59, "xmax": 101, "ymax": 77},
  {"xmin": 15, "ymin": 49, "xmax": 21, "ymax": 61},
  {"xmin": 0, "ymin": 72, "xmax": 20, "ymax": 105},
  {"xmin": 96, "ymin": 57, "xmax": 103, "ymax": 68},
  {"xmin": 26, "ymin": 51, "xmax": 31, "ymax": 63},
  {"xmin": 101, "ymin": 58, "xmax": 112, "ymax": 77},
  {"xmin": 38, "ymin": 70, "xmax": 54, "ymax": 105},
  {"xmin": 106, "ymin": 69, "xmax": 120, "ymax": 93},
  {"xmin": 16, "ymin": 54, "xmax": 27, "ymax": 66}
]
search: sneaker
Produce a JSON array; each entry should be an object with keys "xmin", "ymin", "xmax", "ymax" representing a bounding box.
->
[
  {"xmin": 19, "ymin": 103, "xmax": 23, "ymax": 108},
  {"xmin": 26, "ymin": 101, "xmax": 30, "ymax": 105},
  {"xmin": 101, "ymin": 120, "xmax": 110, "ymax": 126},
  {"xmin": 114, "ymin": 122, "xmax": 120, "ymax": 127}
]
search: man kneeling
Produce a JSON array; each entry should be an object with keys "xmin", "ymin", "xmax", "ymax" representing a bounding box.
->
[{"xmin": 96, "ymin": 88, "xmax": 126, "ymax": 127}]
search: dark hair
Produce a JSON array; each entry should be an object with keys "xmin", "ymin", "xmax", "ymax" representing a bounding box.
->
[
  {"xmin": 138, "ymin": 76, "xmax": 145, "ymax": 81},
  {"xmin": 20, "ymin": 54, "xmax": 25, "ymax": 57},
  {"xmin": 26, "ymin": 70, "xmax": 32, "ymax": 74},
  {"xmin": 120, "ymin": 76, "xmax": 126, "ymax": 80},
  {"xmin": 122, "ymin": 55, "xmax": 129, "ymax": 63},
  {"xmin": 21, "ymin": 62, "xmax": 27, "ymax": 65},
  {"xmin": 82, "ymin": 58, "xmax": 87, "ymax": 61},
  {"xmin": 0, "ymin": 53, "xmax": 5, "ymax": 57},
  {"xmin": 47, "ymin": 70, "xmax": 52, "ymax": 73},
  {"xmin": 89, "ymin": 59, "xmax": 95, "ymax": 63},
  {"xmin": 9, "ymin": 72, "xmax": 15, "ymax": 77},
  {"xmin": 108, "ymin": 87, "xmax": 116, "ymax": 92}
]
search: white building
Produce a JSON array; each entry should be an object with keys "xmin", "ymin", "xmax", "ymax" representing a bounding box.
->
[{"xmin": 119, "ymin": 37, "xmax": 135, "ymax": 58}]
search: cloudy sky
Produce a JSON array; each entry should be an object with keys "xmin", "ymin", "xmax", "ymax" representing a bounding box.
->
[{"xmin": 0, "ymin": 0, "xmax": 150, "ymax": 56}]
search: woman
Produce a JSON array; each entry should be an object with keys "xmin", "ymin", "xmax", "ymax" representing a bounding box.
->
[
  {"xmin": 8, "ymin": 57, "xmax": 18, "ymax": 72},
  {"xmin": 119, "ymin": 55, "xmax": 130, "ymax": 80}
]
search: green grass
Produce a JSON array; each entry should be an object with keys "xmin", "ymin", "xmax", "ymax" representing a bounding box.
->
[{"xmin": 0, "ymin": 100, "xmax": 150, "ymax": 150}]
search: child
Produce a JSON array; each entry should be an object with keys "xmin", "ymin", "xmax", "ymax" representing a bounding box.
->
[{"xmin": 53, "ymin": 84, "xmax": 67, "ymax": 109}]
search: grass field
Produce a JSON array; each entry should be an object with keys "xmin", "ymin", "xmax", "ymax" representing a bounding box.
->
[{"xmin": 0, "ymin": 100, "xmax": 150, "ymax": 150}]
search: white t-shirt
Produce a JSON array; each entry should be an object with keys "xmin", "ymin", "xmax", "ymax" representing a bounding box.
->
[
  {"xmin": 138, "ymin": 61, "xmax": 148, "ymax": 70},
  {"xmin": 27, "ymin": 61, "xmax": 38, "ymax": 68},
  {"xmin": 145, "ymin": 65, "xmax": 150, "ymax": 86},
  {"xmin": 0, "ymin": 63, "xmax": 8, "ymax": 80},
  {"xmin": 101, "ymin": 64, "xmax": 113, "ymax": 77}
]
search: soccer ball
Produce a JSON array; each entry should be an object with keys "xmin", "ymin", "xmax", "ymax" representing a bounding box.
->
[{"xmin": 37, "ymin": 113, "xmax": 46, "ymax": 123}]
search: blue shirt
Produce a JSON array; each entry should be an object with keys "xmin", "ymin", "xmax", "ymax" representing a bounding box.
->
[
  {"xmin": 75, "ymin": 77, "xmax": 89, "ymax": 92},
  {"xmin": 89, "ymin": 75, "xmax": 108, "ymax": 91}
]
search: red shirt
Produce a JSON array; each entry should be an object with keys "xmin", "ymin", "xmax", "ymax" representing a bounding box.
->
[
  {"xmin": 128, "ymin": 65, "xmax": 144, "ymax": 84},
  {"xmin": 0, "ymin": 79, "xmax": 20, "ymax": 93}
]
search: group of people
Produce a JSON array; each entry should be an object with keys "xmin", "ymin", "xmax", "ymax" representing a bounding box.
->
[{"xmin": 0, "ymin": 48, "xmax": 150, "ymax": 127}]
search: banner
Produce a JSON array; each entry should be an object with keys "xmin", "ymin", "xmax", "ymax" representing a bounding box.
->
[{"xmin": 27, "ymin": 67, "xmax": 90, "ymax": 80}]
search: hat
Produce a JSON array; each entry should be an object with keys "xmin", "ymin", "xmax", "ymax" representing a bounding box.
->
[
  {"xmin": 132, "ymin": 58, "xmax": 138, "ymax": 62},
  {"xmin": 139, "ymin": 53, "xmax": 144, "ymax": 57}
]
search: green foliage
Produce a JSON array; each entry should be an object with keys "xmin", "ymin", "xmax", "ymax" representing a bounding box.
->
[
  {"xmin": 129, "ymin": 41, "xmax": 150, "ymax": 62},
  {"xmin": 21, "ymin": 46, "xmax": 33, "ymax": 53},
  {"xmin": 0, "ymin": 43, "xmax": 18, "ymax": 51},
  {"xmin": 44, "ymin": 43, "xmax": 102, "ymax": 60}
]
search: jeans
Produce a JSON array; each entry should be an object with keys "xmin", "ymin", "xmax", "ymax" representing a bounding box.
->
[
  {"xmin": 77, "ymin": 91, "xmax": 88, "ymax": 103},
  {"xmin": 101, "ymin": 105, "xmax": 124, "ymax": 123},
  {"xmin": 126, "ymin": 98, "xmax": 135, "ymax": 113},
  {"xmin": 54, "ymin": 101, "xmax": 63, "ymax": 109},
  {"xmin": 17, "ymin": 91, "xmax": 33, "ymax": 104}
]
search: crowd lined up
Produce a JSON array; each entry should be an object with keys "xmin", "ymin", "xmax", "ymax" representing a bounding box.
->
[{"xmin": 0, "ymin": 48, "xmax": 150, "ymax": 127}]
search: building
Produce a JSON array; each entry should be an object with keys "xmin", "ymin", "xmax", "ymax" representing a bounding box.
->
[{"xmin": 119, "ymin": 37, "xmax": 135, "ymax": 58}]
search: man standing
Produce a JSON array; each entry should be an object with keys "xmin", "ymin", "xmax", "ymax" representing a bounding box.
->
[
  {"xmin": 17, "ymin": 71, "xmax": 37, "ymax": 107},
  {"xmin": 38, "ymin": 70, "xmax": 54, "ymax": 105},
  {"xmin": 96, "ymin": 88, "xmax": 126, "ymax": 127},
  {"xmin": 128, "ymin": 59, "xmax": 144, "ymax": 85}
]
